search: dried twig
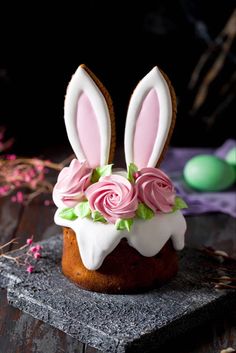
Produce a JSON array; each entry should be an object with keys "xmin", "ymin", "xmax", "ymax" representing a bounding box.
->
[
  {"xmin": 0, "ymin": 152, "xmax": 74, "ymax": 204},
  {"xmin": 189, "ymin": 9, "xmax": 236, "ymax": 113},
  {"xmin": 0, "ymin": 237, "xmax": 43, "ymax": 273},
  {"xmin": 220, "ymin": 348, "xmax": 236, "ymax": 353},
  {"xmin": 0, "ymin": 238, "xmax": 18, "ymax": 251},
  {"xmin": 199, "ymin": 247, "xmax": 236, "ymax": 290},
  {"xmin": 200, "ymin": 247, "xmax": 235, "ymax": 262},
  {"xmin": 215, "ymin": 283, "xmax": 236, "ymax": 290}
]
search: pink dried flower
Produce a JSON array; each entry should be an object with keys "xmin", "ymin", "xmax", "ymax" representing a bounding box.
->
[
  {"xmin": 0, "ymin": 185, "xmax": 10, "ymax": 195},
  {"xmin": 11, "ymin": 195, "xmax": 17, "ymax": 202},
  {"xmin": 44, "ymin": 199, "xmax": 51, "ymax": 206},
  {"xmin": 26, "ymin": 265, "xmax": 34, "ymax": 273},
  {"xmin": 0, "ymin": 187, "xmax": 6, "ymax": 195},
  {"xmin": 0, "ymin": 129, "xmax": 74, "ymax": 204},
  {"xmin": 29, "ymin": 180, "xmax": 37, "ymax": 189},
  {"xmin": 0, "ymin": 229, "xmax": 45, "ymax": 275},
  {"xmin": 29, "ymin": 246, "xmax": 37, "ymax": 253},
  {"xmin": 3, "ymin": 185, "xmax": 10, "ymax": 192},
  {"xmin": 28, "ymin": 168, "xmax": 36, "ymax": 178},
  {"xmin": 24, "ymin": 174, "xmax": 31, "ymax": 182},
  {"xmin": 26, "ymin": 238, "xmax": 33, "ymax": 245},
  {"xmin": 35, "ymin": 164, "xmax": 44, "ymax": 172},
  {"xmin": 6, "ymin": 154, "xmax": 16, "ymax": 160},
  {"xmin": 34, "ymin": 252, "xmax": 41, "ymax": 259},
  {"xmin": 16, "ymin": 191, "xmax": 24, "ymax": 203}
]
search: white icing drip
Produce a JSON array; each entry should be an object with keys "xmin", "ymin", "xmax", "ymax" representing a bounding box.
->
[
  {"xmin": 124, "ymin": 66, "xmax": 172, "ymax": 168},
  {"xmin": 54, "ymin": 209, "xmax": 186, "ymax": 271},
  {"xmin": 64, "ymin": 66, "xmax": 111, "ymax": 166}
]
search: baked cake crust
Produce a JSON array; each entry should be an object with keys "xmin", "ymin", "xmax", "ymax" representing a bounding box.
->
[{"xmin": 62, "ymin": 227, "xmax": 178, "ymax": 293}]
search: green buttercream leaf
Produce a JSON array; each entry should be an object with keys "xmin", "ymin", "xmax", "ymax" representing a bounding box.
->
[
  {"xmin": 172, "ymin": 196, "xmax": 188, "ymax": 212},
  {"xmin": 92, "ymin": 211, "xmax": 107, "ymax": 223},
  {"xmin": 136, "ymin": 203, "xmax": 154, "ymax": 220},
  {"xmin": 59, "ymin": 207, "xmax": 78, "ymax": 221},
  {"xmin": 115, "ymin": 218, "xmax": 134, "ymax": 232},
  {"xmin": 91, "ymin": 164, "xmax": 113, "ymax": 183},
  {"xmin": 74, "ymin": 201, "xmax": 91, "ymax": 218},
  {"xmin": 127, "ymin": 163, "xmax": 138, "ymax": 183}
]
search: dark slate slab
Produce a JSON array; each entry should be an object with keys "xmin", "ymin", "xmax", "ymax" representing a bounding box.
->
[{"xmin": 0, "ymin": 235, "xmax": 235, "ymax": 353}]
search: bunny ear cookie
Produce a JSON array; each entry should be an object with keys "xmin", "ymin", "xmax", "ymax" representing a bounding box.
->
[
  {"xmin": 64, "ymin": 64, "xmax": 116, "ymax": 168},
  {"xmin": 124, "ymin": 66, "xmax": 176, "ymax": 169}
]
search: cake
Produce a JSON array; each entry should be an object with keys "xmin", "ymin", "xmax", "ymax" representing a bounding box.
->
[{"xmin": 53, "ymin": 64, "xmax": 187, "ymax": 293}]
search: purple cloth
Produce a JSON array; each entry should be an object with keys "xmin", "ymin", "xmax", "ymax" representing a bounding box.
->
[{"xmin": 161, "ymin": 140, "xmax": 236, "ymax": 218}]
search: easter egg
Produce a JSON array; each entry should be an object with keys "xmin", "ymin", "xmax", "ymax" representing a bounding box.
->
[
  {"xmin": 226, "ymin": 147, "xmax": 236, "ymax": 171},
  {"xmin": 183, "ymin": 155, "xmax": 235, "ymax": 191}
]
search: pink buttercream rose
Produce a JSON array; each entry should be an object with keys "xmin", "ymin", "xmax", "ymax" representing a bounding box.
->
[
  {"xmin": 86, "ymin": 175, "xmax": 138, "ymax": 223},
  {"xmin": 135, "ymin": 168, "xmax": 175, "ymax": 213},
  {"xmin": 53, "ymin": 159, "xmax": 92, "ymax": 208}
]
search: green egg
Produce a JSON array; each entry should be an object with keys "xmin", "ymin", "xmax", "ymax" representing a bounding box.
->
[
  {"xmin": 183, "ymin": 155, "xmax": 235, "ymax": 191},
  {"xmin": 225, "ymin": 147, "xmax": 236, "ymax": 171}
]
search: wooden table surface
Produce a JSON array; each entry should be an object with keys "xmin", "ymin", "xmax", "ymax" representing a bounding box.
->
[{"xmin": 0, "ymin": 193, "xmax": 236, "ymax": 353}]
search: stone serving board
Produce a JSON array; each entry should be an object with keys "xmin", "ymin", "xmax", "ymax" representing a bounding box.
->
[{"xmin": 0, "ymin": 234, "xmax": 235, "ymax": 353}]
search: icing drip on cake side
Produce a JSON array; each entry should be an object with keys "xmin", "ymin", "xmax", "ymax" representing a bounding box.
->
[{"xmin": 54, "ymin": 209, "xmax": 186, "ymax": 270}]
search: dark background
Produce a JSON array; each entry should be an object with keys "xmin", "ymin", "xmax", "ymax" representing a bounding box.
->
[{"xmin": 0, "ymin": 1, "xmax": 236, "ymax": 156}]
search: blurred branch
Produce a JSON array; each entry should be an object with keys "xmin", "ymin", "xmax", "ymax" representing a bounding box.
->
[
  {"xmin": 203, "ymin": 92, "xmax": 235, "ymax": 127},
  {"xmin": 189, "ymin": 9, "xmax": 236, "ymax": 114}
]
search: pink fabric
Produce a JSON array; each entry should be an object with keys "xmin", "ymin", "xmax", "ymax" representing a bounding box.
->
[
  {"xmin": 77, "ymin": 93, "xmax": 101, "ymax": 168},
  {"xmin": 53, "ymin": 159, "xmax": 92, "ymax": 207},
  {"xmin": 133, "ymin": 89, "xmax": 159, "ymax": 168},
  {"xmin": 86, "ymin": 175, "xmax": 138, "ymax": 223},
  {"xmin": 135, "ymin": 167, "xmax": 175, "ymax": 213}
]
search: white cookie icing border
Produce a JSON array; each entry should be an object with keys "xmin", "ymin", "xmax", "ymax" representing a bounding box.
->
[
  {"xmin": 64, "ymin": 66, "xmax": 111, "ymax": 166},
  {"xmin": 124, "ymin": 66, "xmax": 172, "ymax": 168}
]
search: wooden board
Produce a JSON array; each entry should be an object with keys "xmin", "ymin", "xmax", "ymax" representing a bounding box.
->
[{"xmin": 1, "ymin": 234, "xmax": 235, "ymax": 353}]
